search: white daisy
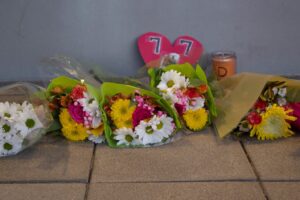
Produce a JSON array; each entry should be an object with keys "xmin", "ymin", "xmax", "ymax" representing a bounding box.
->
[
  {"xmin": 88, "ymin": 135, "xmax": 105, "ymax": 144},
  {"xmin": 0, "ymin": 102, "xmax": 19, "ymax": 122},
  {"xmin": 135, "ymin": 120, "xmax": 163, "ymax": 145},
  {"xmin": 14, "ymin": 108, "xmax": 43, "ymax": 137},
  {"xmin": 21, "ymin": 101, "xmax": 34, "ymax": 112},
  {"xmin": 0, "ymin": 120, "xmax": 18, "ymax": 139},
  {"xmin": 278, "ymin": 87, "xmax": 287, "ymax": 97},
  {"xmin": 135, "ymin": 114, "xmax": 174, "ymax": 145},
  {"xmin": 0, "ymin": 134, "xmax": 23, "ymax": 157},
  {"xmin": 186, "ymin": 97, "xmax": 205, "ymax": 111},
  {"xmin": 150, "ymin": 114, "xmax": 174, "ymax": 139},
  {"xmin": 113, "ymin": 128, "xmax": 140, "ymax": 146},
  {"xmin": 157, "ymin": 70, "xmax": 189, "ymax": 92}
]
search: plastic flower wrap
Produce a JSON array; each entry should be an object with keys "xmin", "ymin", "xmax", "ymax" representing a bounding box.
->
[
  {"xmin": 101, "ymin": 82, "xmax": 181, "ymax": 148},
  {"xmin": 0, "ymin": 83, "xmax": 52, "ymax": 157},
  {"xmin": 47, "ymin": 76, "xmax": 104, "ymax": 143},
  {"xmin": 148, "ymin": 63, "xmax": 217, "ymax": 132},
  {"xmin": 214, "ymin": 73, "xmax": 300, "ymax": 140}
]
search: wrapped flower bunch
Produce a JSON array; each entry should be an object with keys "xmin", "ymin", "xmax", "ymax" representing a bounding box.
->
[
  {"xmin": 0, "ymin": 83, "xmax": 52, "ymax": 157},
  {"xmin": 47, "ymin": 76, "xmax": 104, "ymax": 143},
  {"xmin": 101, "ymin": 82, "xmax": 181, "ymax": 147},
  {"xmin": 148, "ymin": 63, "xmax": 217, "ymax": 131},
  {"xmin": 235, "ymin": 81, "xmax": 297, "ymax": 140}
]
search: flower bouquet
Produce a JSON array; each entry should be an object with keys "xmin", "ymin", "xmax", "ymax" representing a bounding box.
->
[
  {"xmin": 235, "ymin": 81, "xmax": 296, "ymax": 140},
  {"xmin": 214, "ymin": 73, "xmax": 300, "ymax": 140},
  {"xmin": 148, "ymin": 63, "xmax": 217, "ymax": 131},
  {"xmin": 101, "ymin": 82, "xmax": 181, "ymax": 147},
  {"xmin": 0, "ymin": 83, "xmax": 52, "ymax": 157},
  {"xmin": 47, "ymin": 76, "xmax": 104, "ymax": 143}
]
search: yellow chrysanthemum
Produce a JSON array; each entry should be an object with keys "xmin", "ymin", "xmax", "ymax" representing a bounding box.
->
[
  {"xmin": 183, "ymin": 108, "xmax": 208, "ymax": 131},
  {"xmin": 114, "ymin": 118, "xmax": 133, "ymax": 129},
  {"xmin": 110, "ymin": 99, "xmax": 136, "ymax": 122},
  {"xmin": 89, "ymin": 124, "xmax": 104, "ymax": 137},
  {"xmin": 250, "ymin": 105, "xmax": 296, "ymax": 140},
  {"xmin": 61, "ymin": 123, "xmax": 88, "ymax": 141},
  {"xmin": 59, "ymin": 108, "xmax": 74, "ymax": 127},
  {"xmin": 59, "ymin": 108, "xmax": 88, "ymax": 141}
]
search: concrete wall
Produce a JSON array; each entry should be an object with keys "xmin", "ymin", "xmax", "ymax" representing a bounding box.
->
[{"xmin": 0, "ymin": 0, "xmax": 299, "ymax": 81}]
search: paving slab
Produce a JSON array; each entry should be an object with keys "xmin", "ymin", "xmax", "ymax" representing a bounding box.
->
[
  {"xmin": 243, "ymin": 134, "xmax": 300, "ymax": 180},
  {"xmin": 0, "ymin": 183, "xmax": 86, "ymax": 200},
  {"xmin": 92, "ymin": 128, "xmax": 256, "ymax": 183},
  {"xmin": 263, "ymin": 182, "xmax": 300, "ymax": 200},
  {"xmin": 0, "ymin": 138, "xmax": 94, "ymax": 182},
  {"xmin": 88, "ymin": 182, "xmax": 265, "ymax": 200}
]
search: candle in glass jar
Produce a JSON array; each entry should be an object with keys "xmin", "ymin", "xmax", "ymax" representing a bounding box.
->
[{"xmin": 212, "ymin": 51, "xmax": 236, "ymax": 79}]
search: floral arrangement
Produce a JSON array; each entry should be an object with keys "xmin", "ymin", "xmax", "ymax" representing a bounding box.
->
[
  {"xmin": 47, "ymin": 76, "xmax": 104, "ymax": 143},
  {"xmin": 235, "ymin": 81, "xmax": 297, "ymax": 140},
  {"xmin": 0, "ymin": 83, "xmax": 52, "ymax": 157},
  {"xmin": 0, "ymin": 102, "xmax": 44, "ymax": 156},
  {"xmin": 148, "ymin": 63, "xmax": 217, "ymax": 131},
  {"xmin": 101, "ymin": 82, "xmax": 181, "ymax": 147}
]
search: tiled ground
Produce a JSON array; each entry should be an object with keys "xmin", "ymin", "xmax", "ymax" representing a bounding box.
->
[{"xmin": 0, "ymin": 127, "xmax": 299, "ymax": 200}]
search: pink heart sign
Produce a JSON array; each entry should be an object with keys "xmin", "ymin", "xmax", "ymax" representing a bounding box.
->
[
  {"xmin": 138, "ymin": 32, "xmax": 204, "ymax": 66},
  {"xmin": 173, "ymin": 35, "xmax": 203, "ymax": 64}
]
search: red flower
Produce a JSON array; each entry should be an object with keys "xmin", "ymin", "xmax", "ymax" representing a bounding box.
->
[
  {"xmin": 288, "ymin": 102, "xmax": 300, "ymax": 131},
  {"xmin": 254, "ymin": 99, "xmax": 267, "ymax": 111},
  {"xmin": 184, "ymin": 88, "xmax": 201, "ymax": 98},
  {"xmin": 247, "ymin": 112, "xmax": 262, "ymax": 125},
  {"xmin": 132, "ymin": 106, "xmax": 152, "ymax": 128},
  {"xmin": 70, "ymin": 85, "xmax": 87, "ymax": 100},
  {"xmin": 174, "ymin": 103, "xmax": 186, "ymax": 115}
]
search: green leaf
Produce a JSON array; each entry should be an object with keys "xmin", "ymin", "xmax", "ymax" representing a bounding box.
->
[
  {"xmin": 47, "ymin": 76, "xmax": 101, "ymax": 102},
  {"xmin": 164, "ymin": 63, "xmax": 197, "ymax": 78},
  {"xmin": 46, "ymin": 119, "xmax": 62, "ymax": 133},
  {"xmin": 195, "ymin": 65, "xmax": 217, "ymax": 117},
  {"xmin": 189, "ymin": 78, "xmax": 205, "ymax": 87}
]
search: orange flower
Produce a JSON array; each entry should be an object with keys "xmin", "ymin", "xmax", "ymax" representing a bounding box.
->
[{"xmin": 198, "ymin": 84, "xmax": 208, "ymax": 94}]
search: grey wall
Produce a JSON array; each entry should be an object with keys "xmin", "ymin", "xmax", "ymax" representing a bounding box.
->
[{"xmin": 0, "ymin": 0, "xmax": 299, "ymax": 81}]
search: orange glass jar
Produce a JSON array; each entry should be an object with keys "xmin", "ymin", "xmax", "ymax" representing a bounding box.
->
[{"xmin": 212, "ymin": 51, "xmax": 236, "ymax": 80}]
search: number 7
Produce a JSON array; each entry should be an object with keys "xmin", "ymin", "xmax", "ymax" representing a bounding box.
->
[
  {"xmin": 179, "ymin": 39, "xmax": 193, "ymax": 56},
  {"xmin": 149, "ymin": 37, "xmax": 161, "ymax": 54}
]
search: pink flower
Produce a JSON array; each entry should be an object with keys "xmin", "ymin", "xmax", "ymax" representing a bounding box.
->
[
  {"xmin": 68, "ymin": 102, "xmax": 84, "ymax": 124},
  {"xmin": 288, "ymin": 102, "xmax": 300, "ymax": 131},
  {"xmin": 175, "ymin": 90, "xmax": 188, "ymax": 106},
  {"xmin": 132, "ymin": 106, "xmax": 152, "ymax": 127}
]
